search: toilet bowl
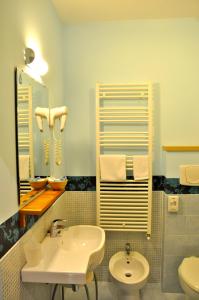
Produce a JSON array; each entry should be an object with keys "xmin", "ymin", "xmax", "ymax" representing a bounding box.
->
[
  {"xmin": 178, "ymin": 256, "xmax": 199, "ymax": 300},
  {"xmin": 109, "ymin": 251, "xmax": 149, "ymax": 300}
]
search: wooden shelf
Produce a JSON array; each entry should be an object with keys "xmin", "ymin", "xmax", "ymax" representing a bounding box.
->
[
  {"xmin": 19, "ymin": 190, "xmax": 64, "ymax": 227},
  {"xmin": 20, "ymin": 189, "xmax": 44, "ymax": 206},
  {"xmin": 162, "ymin": 146, "xmax": 199, "ymax": 152}
]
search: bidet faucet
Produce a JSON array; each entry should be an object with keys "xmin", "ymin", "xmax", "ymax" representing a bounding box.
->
[
  {"xmin": 50, "ymin": 219, "xmax": 67, "ymax": 237},
  {"xmin": 125, "ymin": 243, "xmax": 132, "ymax": 255}
]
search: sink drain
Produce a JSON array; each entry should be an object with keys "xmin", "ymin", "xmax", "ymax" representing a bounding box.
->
[{"xmin": 125, "ymin": 273, "xmax": 132, "ymax": 278}]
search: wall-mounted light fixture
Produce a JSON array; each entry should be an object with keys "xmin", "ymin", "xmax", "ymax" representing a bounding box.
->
[
  {"xmin": 23, "ymin": 47, "xmax": 48, "ymax": 83},
  {"xmin": 24, "ymin": 48, "xmax": 35, "ymax": 65}
]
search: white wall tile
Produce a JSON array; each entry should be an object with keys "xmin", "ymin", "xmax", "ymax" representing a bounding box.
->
[{"xmin": 0, "ymin": 193, "xmax": 66, "ymax": 300}]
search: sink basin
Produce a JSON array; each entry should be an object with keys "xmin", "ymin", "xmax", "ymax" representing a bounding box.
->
[{"xmin": 21, "ymin": 225, "xmax": 105, "ymax": 285}]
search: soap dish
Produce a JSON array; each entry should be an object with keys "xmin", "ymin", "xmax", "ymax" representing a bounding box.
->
[
  {"xmin": 29, "ymin": 178, "xmax": 48, "ymax": 190},
  {"xmin": 48, "ymin": 178, "xmax": 68, "ymax": 191}
]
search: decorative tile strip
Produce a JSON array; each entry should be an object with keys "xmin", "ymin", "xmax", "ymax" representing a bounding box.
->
[
  {"xmin": 66, "ymin": 176, "xmax": 96, "ymax": 191},
  {"xmin": 65, "ymin": 176, "xmax": 199, "ymax": 193},
  {"xmin": 152, "ymin": 176, "xmax": 165, "ymax": 191},
  {"xmin": 163, "ymin": 177, "xmax": 199, "ymax": 194},
  {"xmin": 0, "ymin": 213, "xmax": 38, "ymax": 259}
]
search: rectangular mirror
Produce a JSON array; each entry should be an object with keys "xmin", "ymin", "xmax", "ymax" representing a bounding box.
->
[{"xmin": 15, "ymin": 68, "xmax": 50, "ymax": 206}]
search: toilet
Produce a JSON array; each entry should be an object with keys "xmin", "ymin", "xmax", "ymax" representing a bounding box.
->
[
  {"xmin": 109, "ymin": 251, "xmax": 149, "ymax": 300},
  {"xmin": 178, "ymin": 256, "xmax": 199, "ymax": 299}
]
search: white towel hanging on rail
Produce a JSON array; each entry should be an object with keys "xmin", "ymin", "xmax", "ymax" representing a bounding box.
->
[
  {"xmin": 133, "ymin": 155, "xmax": 149, "ymax": 180},
  {"xmin": 100, "ymin": 154, "xmax": 126, "ymax": 181},
  {"xmin": 19, "ymin": 155, "xmax": 30, "ymax": 180}
]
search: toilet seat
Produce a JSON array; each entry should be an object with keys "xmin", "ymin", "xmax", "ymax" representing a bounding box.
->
[{"xmin": 178, "ymin": 256, "xmax": 199, "ymax": 293}]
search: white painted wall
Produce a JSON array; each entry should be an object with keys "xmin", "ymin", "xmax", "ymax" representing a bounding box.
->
[
  {"xmin": 1, "ymin": 10, "xmax": 199, "ymax": 224},
  {"xmin": 0, "ymin": 0, "xmax": 64, "ymax": 224},
  {"xmin": 63, "ymin": 18, "xmax": 199, "ymax": 177}
]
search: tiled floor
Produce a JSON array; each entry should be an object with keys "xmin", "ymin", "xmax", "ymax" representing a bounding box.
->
[{"xmin": 62, "ymin": 282, "xmax": 185, "ymax": 300}]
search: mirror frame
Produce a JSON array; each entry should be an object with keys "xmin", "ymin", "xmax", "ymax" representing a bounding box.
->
[
  {"xmin": 14, "ymin": 67, "xmax": 50, "ymax": 206},
  {"xmin": 14, "ymin": 67, "xmax": 20, "ymax": 205}
]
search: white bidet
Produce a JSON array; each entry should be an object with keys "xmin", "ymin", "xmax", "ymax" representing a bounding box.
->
[{"xmin": 109, "ymin": 251, "xmax": 149, "ymax": 300}]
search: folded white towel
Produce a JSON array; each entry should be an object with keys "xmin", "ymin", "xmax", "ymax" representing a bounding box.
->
[
  {"xmin": 100, "ymin": 155, "xmax": 126, "ymax": 181},
  {"xmin": 19, "ymin": 155, "xmax": 30, "ymax": 180},
  {"xmin": 185, "ymin": 166, "xmax": 199, "ymax": 184},
  {"xmin": 133, "ymin": 155, "xmax": 149, "ymax": 180}
]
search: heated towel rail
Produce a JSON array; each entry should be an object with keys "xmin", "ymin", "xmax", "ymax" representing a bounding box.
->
[
  {"xmin": 18, "ymin": 86, "xmax": 34, "ymax": 195},
  {"xmin": 96, "ymin": 83, "xmax": 152, "ymax": 237}
]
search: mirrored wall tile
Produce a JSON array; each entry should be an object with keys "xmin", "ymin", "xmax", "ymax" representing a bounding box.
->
[
  {"xmin": 187, "ymin": 235, "xmax": 199, "ymax": 256},
  {"xmin": 164, "ymin": 215, "xmax": 187, "ymax": 235},
  {"xmin": 163, "ymin": 293, "xmax": 186, "ymax": 300},
  {"xmin": 142, "ymin": 283, "xmax": 185, "ymax": 300},
  {"xmin": 164, "ymin": 235, "xmax": 189, "ymax": 256},
  {"xmin": 162, "ymin": 255, "xmax": 183, "ymax": 293},
  {"xmin": 186, "ymin": 216, "xmax": 199, "ymax": 234},
  {"xmin": 183, "ymin": 195, "xmax": 199, "ymax": 215}
]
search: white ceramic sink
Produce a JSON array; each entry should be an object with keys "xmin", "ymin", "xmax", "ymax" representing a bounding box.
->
[{"xmin": 21, "ymin": 225, "xmax": 105, "ymax": 285}]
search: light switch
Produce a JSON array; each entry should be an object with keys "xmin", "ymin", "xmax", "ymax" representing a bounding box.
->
[{"xmin": 168, "ymin": 195, "xmax": 179, "ymax": 212}]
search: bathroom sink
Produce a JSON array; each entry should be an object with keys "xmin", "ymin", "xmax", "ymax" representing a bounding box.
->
[{"xmin": 21, "ymin": 225, "xmax": 105, "ymax": 285}]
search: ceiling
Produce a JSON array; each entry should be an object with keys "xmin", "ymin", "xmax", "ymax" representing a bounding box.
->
[{"xmin": 52, "ymin": 0, "xmax": 199, "ymax": 24}]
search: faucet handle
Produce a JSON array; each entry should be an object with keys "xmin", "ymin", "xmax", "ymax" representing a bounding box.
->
[
  {"xmin": 125, "ymin": 242, "xmax": 132, "ymax": 253},
  {"xmin": 52, "ymin": 219, "xmax": 67, "ymax": 223},
  {"xmin": 52, "ymin": 219, "xmax": 67, "ymax": 227},
  {"xmin": 49, "ymin": 219, "xmax": 67, "ymax": 237}
]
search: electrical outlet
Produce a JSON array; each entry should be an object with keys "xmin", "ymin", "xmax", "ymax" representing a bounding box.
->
[{"xmin": 168, "ymin": 195, "xmax": 179, "ymax": 212}]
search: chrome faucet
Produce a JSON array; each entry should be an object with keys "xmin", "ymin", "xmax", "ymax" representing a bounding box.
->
[
  {"xmin": 125, "ymin": 243, "xmax": 132, "ymax": 255},
  {"xmin": 50, "ymin": 219, "xmax": 67, "ymax": 237}
]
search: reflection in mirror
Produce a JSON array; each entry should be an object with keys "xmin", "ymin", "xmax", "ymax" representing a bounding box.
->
[{"xmin": 15, "ymin": 68, "xmax": 50, "ymax": 206}]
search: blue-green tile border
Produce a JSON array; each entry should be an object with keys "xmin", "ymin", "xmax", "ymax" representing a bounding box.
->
[
  {"xmin": 163, "ymin": 177, "xmax": 199, "ymax": 194},
  {"xmin": 65, "ymin": 176, "xmax": 199, "ymax": 194},
  {"xmin": 66, "ymin": 176, "xmax": 96, "ymax": 191},
  {"xmin": 0, "ymin": 213, "xmax": 39, "ymax": 259}
]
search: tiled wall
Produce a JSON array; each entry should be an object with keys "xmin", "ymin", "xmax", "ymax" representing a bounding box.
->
[
  {"xmin": 1, "ymin": 176, "xmax": 198, "ymax": 261},
  {"xmin": 1, "ymin": 189, "xmax": 198, "ymax": 299},
  {"xmin": 0, "ymin": 190, "xmax": 163, "ymax": 300},
  {"xmin": 162, "ymin": 194, "xmax": 199, "ymax": 292},
  {"xmin": 0, "ymin": 194, "xmax": 66, "ymax": 300},
  {"xmin": 65, "ymin": 191, "xmax": 163, "ymax": 283}
]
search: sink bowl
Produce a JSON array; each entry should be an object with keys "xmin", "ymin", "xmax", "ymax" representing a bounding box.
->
[{"xmin": 21, "ymin": 225, "xmax": 105, "ymax": 285}]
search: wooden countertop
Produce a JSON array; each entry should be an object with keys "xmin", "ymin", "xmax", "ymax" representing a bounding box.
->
[{"xmin": 19, "ymin": 190, "xmax": 64, "ymax": 227}]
